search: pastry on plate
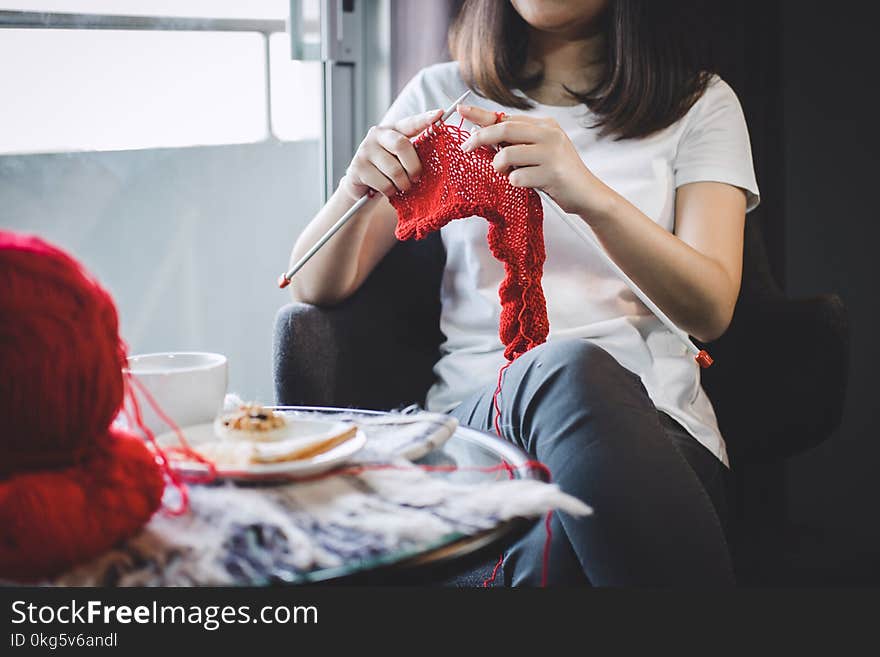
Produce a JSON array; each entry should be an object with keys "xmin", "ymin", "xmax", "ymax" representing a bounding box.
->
[
  {"xmin": 214, "ymin": 403, "xmax": 289, "ymax": 442},
  {"xmin": 195, "ymin": 423, "xmax": 359, "ymax": 468},
  {"xmin": 250, "ymin": 425, "xmax": 359, "ymax": 463},
  {"xmin": 205, "ymin": 404, "xmax": 359, "ymax": 468}
]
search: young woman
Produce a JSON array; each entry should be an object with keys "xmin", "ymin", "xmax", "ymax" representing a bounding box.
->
[{"xmin": 289, "ymin": 0, "xmax": 759, "ymax": 587}]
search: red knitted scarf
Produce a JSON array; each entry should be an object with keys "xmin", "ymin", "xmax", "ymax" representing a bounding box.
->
[{"xmin": 389, "ymin": 122, "xmax": 549, "ymax": 361}]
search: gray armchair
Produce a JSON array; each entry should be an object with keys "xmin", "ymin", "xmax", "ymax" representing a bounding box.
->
[
  {"xmin": 273, "ymin": 218, "xmax": 849, "ymax": 583},
  {"xmin": 274, "ymin": 232, "xmax": 446, "ymax": 412}
]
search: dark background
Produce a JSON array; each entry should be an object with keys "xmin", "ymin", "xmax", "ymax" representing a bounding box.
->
[
  {"xmin": 392, "ymin": 0, "xmax": 879, "ymax": 585},
  {"xmin": 713, "ymin": 0, "xmax": 879, "ymax": 585},
  {"xmin": 776, "ymin": 1, "xmax": 879, "ymax": 584}
]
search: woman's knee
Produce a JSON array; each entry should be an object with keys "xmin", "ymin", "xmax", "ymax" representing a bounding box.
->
[
  {"xmin": 501, "ymin": 340, "xmax": 652, "ymax": 451},
  {"xmin": 511, "ymin": 339, "xmax": 642, "ymax": 405}
]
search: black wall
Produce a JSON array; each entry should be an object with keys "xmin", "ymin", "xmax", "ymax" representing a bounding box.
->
[
  {"xmin": 712, "ymin": 0, "xmax": 879, "ymax": 583},
  {"xmin": 778, "ymin": 1, "xmax": 879, "ymax": 583}
]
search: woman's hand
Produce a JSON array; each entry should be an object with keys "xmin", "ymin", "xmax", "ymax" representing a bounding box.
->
[
  {"xmin": 340, "ymin": 109, "xmax": 443, "ymax": 201},
  {"xmin": 457, "ymin": 104, "xmax": 613, "ymax": 218}
]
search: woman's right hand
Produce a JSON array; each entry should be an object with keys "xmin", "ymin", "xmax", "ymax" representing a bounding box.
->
[{"xmin": 340, "ymin": 109, "xmax": 443, "ymax": 201}]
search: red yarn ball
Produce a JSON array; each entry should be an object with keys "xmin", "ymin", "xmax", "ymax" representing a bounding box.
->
[{"xmin": 0, "ymin": 231, "xmax": 164, "ymax": 582}]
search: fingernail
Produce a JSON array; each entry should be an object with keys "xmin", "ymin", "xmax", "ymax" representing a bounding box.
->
[
  {"xmin": 458, "ymin": 104, "xmax": 470, "ymax": 112},
  {"xmin": 460, "ymin": 138, "xmax": 473, "ymax": 152}
]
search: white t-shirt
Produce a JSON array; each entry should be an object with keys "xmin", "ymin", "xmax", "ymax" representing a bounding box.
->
[{"xmin": 380, "ymin": 62, "xmax": 760, "ymax": 466}]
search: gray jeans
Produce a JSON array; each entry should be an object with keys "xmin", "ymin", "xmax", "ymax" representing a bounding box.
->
[{"xmin": 450, "ymin": 338, "xmax": 735, "ymax": 587}]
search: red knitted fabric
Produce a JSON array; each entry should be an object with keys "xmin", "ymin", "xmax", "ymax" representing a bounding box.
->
[{"xmin": 390, "ymin": 122, "xmax": 548, "ymax": 361}]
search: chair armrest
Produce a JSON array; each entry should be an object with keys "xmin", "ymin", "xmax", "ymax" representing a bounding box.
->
[
  {"xmin": 703, "ymin": 292, "xmax": 850, "ymax": 463},
  {"xmin": 273, "ymin": 296, "xmax": 442, "ymax": 409},
  {"xmin": 273, "ymin": 302, "xmax": 342, "ymax": 407},
  {"xmin": 273, "ymin": 236, "xmax": 446, "ymax": 410}
]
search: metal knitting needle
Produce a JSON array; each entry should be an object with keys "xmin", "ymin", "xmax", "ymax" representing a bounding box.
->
[
  {"xmin": 484, "ymin": 116, "xmax": 712, "ymax": 366},
  {"xmin": 278, "ymin": 89, "xmax": 472, "ymax": 289},
  {"xmin": 537, "ymin": 190, "xmax": 713, "ymax": 367}
]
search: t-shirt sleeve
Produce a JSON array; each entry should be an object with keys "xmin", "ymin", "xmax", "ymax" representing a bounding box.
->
[{"xmin": 673, "ymin": 77, "xmax": 761, "ymax": 212}]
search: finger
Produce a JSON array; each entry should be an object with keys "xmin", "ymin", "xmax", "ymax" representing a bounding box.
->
[
  {"xmin": 376, "ymin": 128, "xmax": 422, "ymax": 182},
  {"xmin": 392, "ymin": 108, "xmax": 443, "ymax": 137},
  {"xmin": 508, "ymin": 166, "xmax": 542, "ymax": 189},
  {"xmin": 456, "ymin": 104, "xmax": 501, "ymax": 128},
  {"xmin": 371, "ymin": 148, "xmax": 411, "ymax": 193},
  {"xmin": 457, "ymin": 104, "xmax": 543, "ymax": 127},
  {"xmin": 461, "ymin": 122, "xmax": 545, "ymax": 151},
  {"xmin": 492, "ymin": 144, "xmax": 545, "ymax": 173},
  {"xmin": 357, "ymin": 162, "xmax": 399, "ymax": 198}
]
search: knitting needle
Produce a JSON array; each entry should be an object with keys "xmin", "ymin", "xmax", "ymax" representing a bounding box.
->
[
  {"xmin": 537, "ymin": 191, "xmax": 713, "ymax": 367},
  {"xmin": 478, "ymin": 111, "xmax": 712, "ymax": 366},
  {"xmin": 278, "ymin": 89, "xmax": 472, "ymax": 289}
]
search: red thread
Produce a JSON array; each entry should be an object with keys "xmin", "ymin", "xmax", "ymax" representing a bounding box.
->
[
  {"xmin": 492, "ymin": 362, "xmax": 512, "ymax": 438},
  {"xmin": 498, "ymin": 459, "xmax": 517, "ymax": 479},
  {"xmin": 126, "ymin": 375, "xmax": 218, "ymax": 516},
  {"xmin": 527, "ymin": 461, "xmax": 555, "ymax": 587},
  {"xmin": 300, "ymin": 459, "xmax": 547, "ymax": 482},
  {"xmin": 483, "ymin": 457, "xmax": 516, "ymax": 588},
  {"xmin": 484, "ymin": 556, "xmax": 504, "ymax": 587},
  {"xmin": 542, "ymin": 511, "xmax": 553, "ymax": 587},
  {"xmin": 127, "ymin": 376, "xmax": 217, "ymax": 482}
]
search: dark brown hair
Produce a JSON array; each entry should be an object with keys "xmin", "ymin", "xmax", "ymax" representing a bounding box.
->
[{"xmin": 449, "ymin": 0, "xmax": 715, "ymax": 140}]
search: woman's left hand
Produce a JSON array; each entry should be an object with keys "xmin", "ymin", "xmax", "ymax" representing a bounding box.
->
[{"xmin": 457, "ymin": 104, "xmax": 612, "ymax": 218}]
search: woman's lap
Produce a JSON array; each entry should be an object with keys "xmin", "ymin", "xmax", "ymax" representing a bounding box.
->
[{"xmin": 449, "ymin": 338, "xmax": 735, "ymax": 587}]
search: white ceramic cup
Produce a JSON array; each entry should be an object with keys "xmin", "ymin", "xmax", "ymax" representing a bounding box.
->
[{"xmin": 125, "ymin": 352, "xmax": 228, "ymax": 436}]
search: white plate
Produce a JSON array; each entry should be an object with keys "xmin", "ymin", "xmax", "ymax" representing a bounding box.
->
[{"xmin": 155, "ymin": 416, "xmax": 366, "ymax": 481}]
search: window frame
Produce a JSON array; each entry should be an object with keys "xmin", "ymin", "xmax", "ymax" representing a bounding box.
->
[
  {"xmin": 1, "ymin": 4, "xmax": 392, "ymax": 203},
  {"xmin": 0, "ymin": 9, "xmax": 284, "ymax": 155}
]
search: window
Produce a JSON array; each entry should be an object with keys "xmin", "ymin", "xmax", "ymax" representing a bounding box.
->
[
  {"xmin": 0, "ymin": 29, "xmax": 269, "ymax": 153},
  {"xmin": 0, "ymin": 1, "xmax": 288, "ymax": 19},
  {"xmin": 0, "ymin": 2, "xmax": 330, "ymax": 401},
  {"xmin": 270, "ymin": 33, "xmax": 322, "ymax": 142},
  {"xmin": 0, "ymin": 1, "xmax": 321, "ymax": 154}
]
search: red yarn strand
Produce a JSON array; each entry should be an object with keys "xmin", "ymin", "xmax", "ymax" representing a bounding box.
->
[
  {"xmin": 127, "ymin": 374, "xmax": 218, "ymax": 482},
  {"xmin": 541, "ymin": 511, "xmax": 554, "ymax": 587},
  {"xmin": 492, "ymin": 361, "xmax": 512, "ymax": 438},
  {"xmin": 483, "ymin": 555, "xmax": 505, "ymax": 588},
  {"xmin": 124, "ymin": 376, "xmax": 189, "ymax": 514}
]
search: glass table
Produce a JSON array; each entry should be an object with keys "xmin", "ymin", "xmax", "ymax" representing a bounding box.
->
[
  {"xmin": 27, "ymin": 406, "xmax": 543, "ymax": 588},
  {"xmin": 273, "ymin": 406, "xmax": 544, "ymax": 585}
]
